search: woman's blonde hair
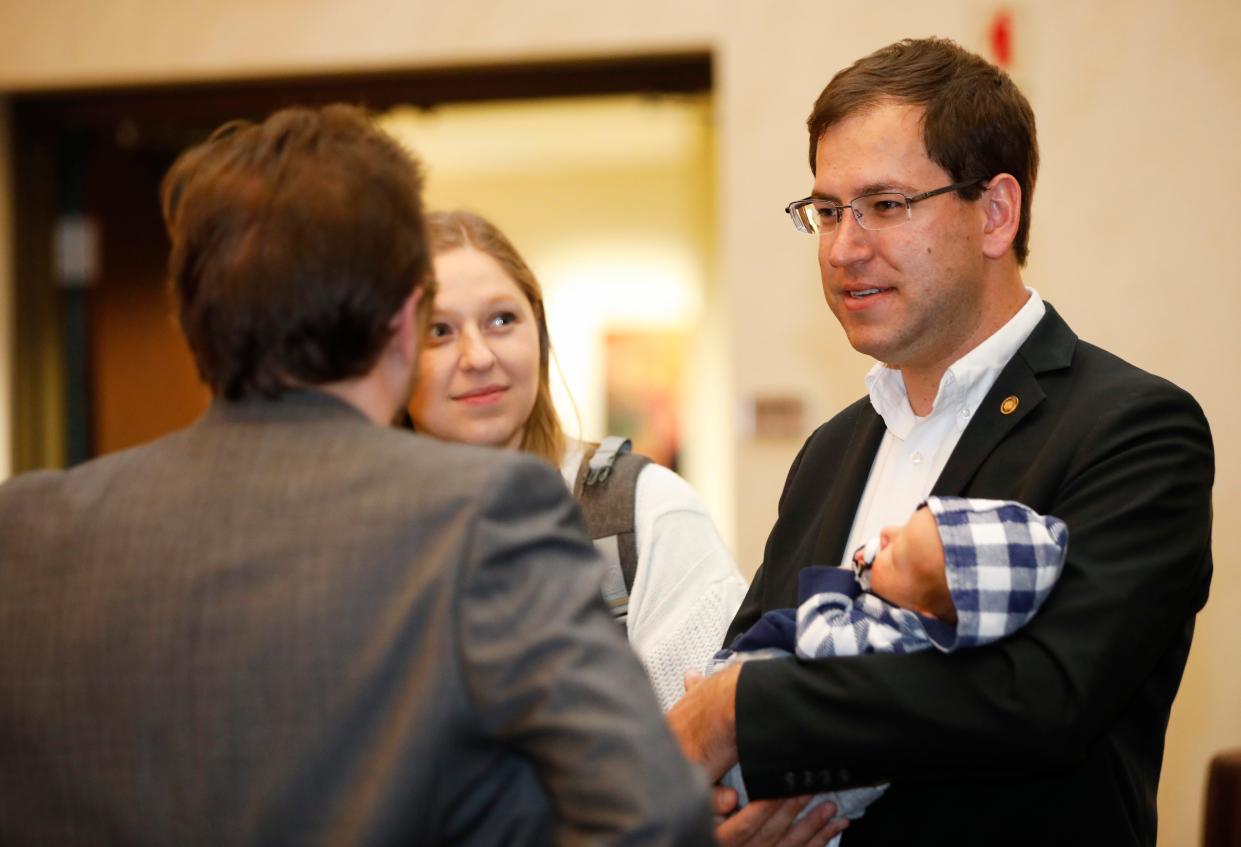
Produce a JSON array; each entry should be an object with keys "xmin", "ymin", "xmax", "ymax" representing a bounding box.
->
[{"xmin": 424, "ymin": 210, "xmax": 567, "ymax": 466}]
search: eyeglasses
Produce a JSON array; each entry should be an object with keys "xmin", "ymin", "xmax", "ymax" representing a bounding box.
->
[{"xmin": 784, "ymin": 178, "xmax": 986, "ymax": 235}]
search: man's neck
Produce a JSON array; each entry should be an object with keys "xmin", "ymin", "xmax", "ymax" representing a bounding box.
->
[
  {"xmin": 318, "ymin": 372, "xmax": 403, "ymax": 426},
  {"xmin": 901, "ymin": 370, "xmax": 945, "ymax": 418},
  {"xmin": 901, "ymin": 281, "xmax": 1030, "ymax": 417}
]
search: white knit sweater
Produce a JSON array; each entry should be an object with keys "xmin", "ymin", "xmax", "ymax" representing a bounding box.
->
[{"xmin": 560, "ymin": 442, "xmax": 748, "ymax": 711}]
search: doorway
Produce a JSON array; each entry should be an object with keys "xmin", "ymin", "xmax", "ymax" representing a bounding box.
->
[{"xmin": 8, "ymin": 53, "xmax": 722, "ymax": 524}]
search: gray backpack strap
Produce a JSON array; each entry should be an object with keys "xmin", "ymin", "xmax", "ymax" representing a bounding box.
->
[{"xmin": 573, "ymin": 437, "xmax": 650, "ymax": 627}]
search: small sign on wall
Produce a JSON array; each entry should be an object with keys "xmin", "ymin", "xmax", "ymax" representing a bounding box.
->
[{"xmin": 741, "ymin": 394, "xmax": 806, "ymax": 440}]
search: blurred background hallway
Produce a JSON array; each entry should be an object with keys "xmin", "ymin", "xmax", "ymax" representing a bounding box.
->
[{"xmin": 1, "ymin": 2, "xmax": 1238, "ymax": 841}]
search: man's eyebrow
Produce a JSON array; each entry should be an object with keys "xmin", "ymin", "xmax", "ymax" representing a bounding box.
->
[
  {"xmin": 855, "ymin": 182, "xmax": 907, "ymax": 196},
  {"xmin": 811, "ymin": 182, "xmax": 908, "ymax": 203}
]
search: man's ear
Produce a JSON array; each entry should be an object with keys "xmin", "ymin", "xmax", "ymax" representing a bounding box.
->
[
  {"xmin": 389, "ymin": 288, "xmax": 423, "ymax": 366},
  {"xmin": 980, "ymin": 173, "xmax": 1021, "ymax": 260}
]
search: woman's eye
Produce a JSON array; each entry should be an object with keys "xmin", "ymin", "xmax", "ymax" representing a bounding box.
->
[
  {"xmin": 427, "ymin": 323, "xmax": 453, "ymax": 340},
  {"xmin": 489, "ymin": 311, "xmax": 518, "ymax": 329}
]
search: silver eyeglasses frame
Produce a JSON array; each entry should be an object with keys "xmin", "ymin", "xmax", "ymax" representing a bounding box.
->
[{"xmin": 784, "ymin": 178, "xmax": 987, "ymax": 235}]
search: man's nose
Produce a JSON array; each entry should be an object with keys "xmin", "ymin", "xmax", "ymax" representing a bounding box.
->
[{"xmin": 823, "ymin": 208, "xmax": 873, "ymax": 268}]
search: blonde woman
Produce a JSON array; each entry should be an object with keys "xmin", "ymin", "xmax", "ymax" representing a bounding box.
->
[{"xmin": 407, "ymin": 210, "xmax": 747, "ymax": 712}]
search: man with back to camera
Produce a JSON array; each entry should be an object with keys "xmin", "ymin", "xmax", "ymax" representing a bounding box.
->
[
  {"xmin": 668, "ymin": 37, "xmax": 1214, "ymax": 844},
  {"xmin": 0, "ymin": 104, "xmax": 716, "ymax": 845}
]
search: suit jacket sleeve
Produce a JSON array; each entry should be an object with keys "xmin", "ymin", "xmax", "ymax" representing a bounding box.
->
[
  {"xmin": 734, "ymin": 363, "xmax": 1214, "ymax": 797},
  {"xmin": 456, "ymin": 456, "xmax": 714, "ymax": 847}
]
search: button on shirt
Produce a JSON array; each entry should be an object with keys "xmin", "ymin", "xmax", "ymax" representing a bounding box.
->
[{"xmin": 840, "ymin": 289, "xmax": 1047, "ymax": 566}]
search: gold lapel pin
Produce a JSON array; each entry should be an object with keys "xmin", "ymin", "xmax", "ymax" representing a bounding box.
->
[{"xmin": 1000, "ymin": 395, "xmax": 1020, "ymax": 415}]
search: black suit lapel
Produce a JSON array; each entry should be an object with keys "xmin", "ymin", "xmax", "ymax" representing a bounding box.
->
[
  {"xmin": 800, "ymin": 303, "xmax": 1077, "ymax": 564},
  {"xmin": 932, "ymin": 361, "xmax": 1045, "ymax": 495},
  {"xmin": 811, "ymin": 404, "xmax": 886, "ymax": 564},
  {"xmin": 933, "ymin": 302, "xmax": 1077, "ymax": 496}
]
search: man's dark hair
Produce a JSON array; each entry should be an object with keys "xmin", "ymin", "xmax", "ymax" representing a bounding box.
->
[
  {"xmin": 808, "ymin": 37, "xmax": 1039, "ymax": 265},
  {"xmin": 161, "ymin": 104, "xmax": 429, "ymax": 399}
]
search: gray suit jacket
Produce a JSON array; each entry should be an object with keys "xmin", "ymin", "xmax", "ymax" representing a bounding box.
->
[{"xmin": 0, "ymin": 390, "xmax": 714, "ymax": 846}]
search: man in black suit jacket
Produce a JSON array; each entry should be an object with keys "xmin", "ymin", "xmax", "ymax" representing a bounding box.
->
[
  {"xmin": 0, "ymin": 105, "xmax": 714, "ymax": 845},
  {"xmin": 669, "ymin": 38, "xmax": 1213, "ymax": 845}
]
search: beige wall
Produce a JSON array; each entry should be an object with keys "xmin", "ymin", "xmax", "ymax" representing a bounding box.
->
[
  {"xmin": 0, "ymin": 0, "xmax": 718, "ymax": 89},
  {"xmin": 1, "ymin": 1, "xmax": 1238, "ymax": 842},
  {"xmin": 1017, "ymin": 8, "xmax": 1241, "ymax": 839}
]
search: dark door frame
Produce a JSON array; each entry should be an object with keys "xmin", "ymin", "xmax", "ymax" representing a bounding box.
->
[{"xmin": 7, "ymin": 53, "xmax": 712, "ymax": 471}]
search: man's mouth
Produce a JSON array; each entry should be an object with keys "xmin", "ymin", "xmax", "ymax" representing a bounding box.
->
[{"xmin": 849, "ymin": 288, "xmax": 885, "ymax": 299}]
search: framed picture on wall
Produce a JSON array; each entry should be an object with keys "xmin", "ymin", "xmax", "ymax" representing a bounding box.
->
[{"xmin": 604, "ymin": 329, "xmax": 684, "ymax": 471}]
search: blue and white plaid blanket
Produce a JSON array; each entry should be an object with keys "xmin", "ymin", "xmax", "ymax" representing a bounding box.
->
[{"xmin": 710, "ymin": 496, "xmax": 1068, "ymax": 831}]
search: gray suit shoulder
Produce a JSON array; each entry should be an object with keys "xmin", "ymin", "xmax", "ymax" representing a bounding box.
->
[{"xmin": 368, "ymin": 426, "xmax": 576, "ymax": 514}]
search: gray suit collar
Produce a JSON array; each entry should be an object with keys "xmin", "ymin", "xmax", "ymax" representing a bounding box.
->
[{"xmin": 203, "ymin": 388, "xmax": 371, "ymax": 425}]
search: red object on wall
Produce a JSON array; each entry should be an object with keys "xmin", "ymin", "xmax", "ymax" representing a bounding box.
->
[{"xmin": 989, "ymin": 9, "xmax": 1014, "ymax": 69}]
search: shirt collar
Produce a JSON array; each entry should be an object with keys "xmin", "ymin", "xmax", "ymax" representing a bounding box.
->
[{"xmin": 866, "ymin": 288, "xmax": 1046, "ymax": 438}]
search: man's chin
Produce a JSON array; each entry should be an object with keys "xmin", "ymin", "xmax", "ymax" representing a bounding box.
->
[{"xmin": 843, "ymin": 329, "xmax": 892, "ymax": 361}]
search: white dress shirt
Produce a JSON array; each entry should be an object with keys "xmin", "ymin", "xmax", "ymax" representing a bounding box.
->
[{"xmin": 840, "ymin": 289, "xmax": 1047, "ymax": 566}]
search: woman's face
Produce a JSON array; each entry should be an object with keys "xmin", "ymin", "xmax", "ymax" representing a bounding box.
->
[{"xmin": 409, "ymin": 246, "xmax": 542, "ymax": 450}]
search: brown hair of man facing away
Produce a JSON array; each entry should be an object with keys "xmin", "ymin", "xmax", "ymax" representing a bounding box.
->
[
  {"xmin": 160, "ymin": 104, "xmax": 432, "ymax": 400},
  {"xmin": 807, "ymin": 36, "xmax": 1039, "ymax": 265}
]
